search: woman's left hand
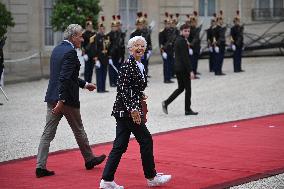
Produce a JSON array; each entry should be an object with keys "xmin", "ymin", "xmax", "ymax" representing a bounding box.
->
[
  {"xmin": 131, "ymin": 110, "xmax": 141, "ymax": 125},
  {"xmin": 142, "ymin": 95, "xmax": 148, "ymax": 100}
]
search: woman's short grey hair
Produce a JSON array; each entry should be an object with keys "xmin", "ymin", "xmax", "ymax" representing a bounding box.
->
[
  {"xmin": 63, "ymin": 24, "xmax": 83, "ymax": 39},
  {"xmin": 127, "ymin": 36, "xmax": 147, "ymax": 49}
]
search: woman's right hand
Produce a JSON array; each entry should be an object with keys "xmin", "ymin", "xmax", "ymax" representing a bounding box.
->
[{"xmin": 131, "ymin": 110, "xmax": 141, "ymax": 125}]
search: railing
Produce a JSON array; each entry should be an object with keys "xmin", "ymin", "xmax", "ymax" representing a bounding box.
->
[{"xmin": 252, "ymin": 8, "xmax": 284, "ymax": 21}]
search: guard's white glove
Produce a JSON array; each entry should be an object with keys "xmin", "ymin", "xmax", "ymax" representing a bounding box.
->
[
  {"xmin": 95, "ymin": 60, "xmax": 101, "ymax": 68},
  {"xmin": 108, "ymin": 58, "xmax": 113, "ymax": 65},
  {"xmin": 231, "ymin": 44, "xmax": 236, "ymax": 51},
  {"xmin": 214, "ymin": 46, "xmax": 220, "ymax": 53},
  {"xmin": 209, "ymin": 46, "xmax": 213, "ymax": 52},
  {"xmin": 83, "ymin": 54, "xmax": 89, "ymax": 61},
  {"xmin": 162, "ymin": 52, "xmax": 167, "ymax": 59},
  {"xmin": 146, "ymin": 50, "xmax": 152, "ymax": 60},
  {"xmin": 188, "ymin": 48, "xmax": 193, "ymax": 55}
]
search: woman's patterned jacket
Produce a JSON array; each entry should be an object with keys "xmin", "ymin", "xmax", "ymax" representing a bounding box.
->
[{"xmin": 111, "ymin": 55, "xmax": 147, "ymax": 118}]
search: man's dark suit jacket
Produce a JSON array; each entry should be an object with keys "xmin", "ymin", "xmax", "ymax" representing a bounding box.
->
[
  {"xmin": 174, "ymin": 35, "xmax": 192, "ymax": 74},
  {"xmin": 45, "ymin": 41, "xmax": 86, "ymax": 108}
]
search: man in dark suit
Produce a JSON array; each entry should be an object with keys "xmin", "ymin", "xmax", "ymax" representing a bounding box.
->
[
  {"xmin": 35, "ymin": 24, "xmax": 106, "ymax": 178},
  {"xmin": 162, "ymin": 24, "xmax": 198, "ymax": 116}
]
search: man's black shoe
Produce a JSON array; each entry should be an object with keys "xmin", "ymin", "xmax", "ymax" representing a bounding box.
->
[
  {"xmin": 194, "ymin": 76, "xmax": 200, "ymax": 79},
  {"xmin": 164, "ymin": 80, "xmax": 174, "ymax": 84},
  {"xmin": 85, "ymin": 154, "xmax": 106, "ymax": 170},
  {"xmin": 162, "ymin": 101, "xmax": 168, "ymax": 114},
  {"xmin": 215, "ymin": 73, "xmax": 226, "ymax": 76},
  {"xmin": 185, "ymin": 110, "xmax": 198, "ymax": 115},
  {"xmin": 36, "ymin": 168, "xmax": 55, "ymax": 178}
]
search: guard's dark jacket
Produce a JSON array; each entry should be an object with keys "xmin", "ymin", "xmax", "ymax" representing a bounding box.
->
[
  {"xmin": 188, "ymin": 26, "xmax": 201, "ymax": 53},
  {"xmin": 230, "ymin": 25, "xmax": 244, "ymax": 48},
  {"xmin": 108, "ymin": 30, "xmax": 126, "ymax": 59},
  {"xmin": 206, "ymin": 26, "xmax": 213, "ymax": 46},
  {"xmin": 112, "ymin": 55, "xmax": 147, "ymax": 118},
  {"xmin": 159, "ymin": 27, "xmax": 177, "ymax": 56},
  {"xmin": 82, "ymin": 30, "xmax": 96, "ymax": 55},
  {"xmin": 174, "ymin": 35, "xmax": 193, "ymax": 74},
  {"xmin": 212, "ymin": 25, "xmax": 226, "ymax": 51}
]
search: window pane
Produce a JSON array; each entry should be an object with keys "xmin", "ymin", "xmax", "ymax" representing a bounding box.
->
[
  {"xmin": 119, "ymin": 0, "xmax": 138, "ymax": 30},
  {"xmin": 45, "ymin": 28, "xmax": 54, "ymax": 46},
  {"xmin": 208, "ymin": 0, "xmax": 216, "ymax": 16},
  {"xmin": 199, "ymin": 0, "xmax": 205, "ymax": 16},
  {"xmin": 119, "ymin": 0, "xmax": 126, "ymax": 9},
  {"xmin": 129, "ymin": 0, "xmax": 137, "ymax": 9},
  {"xmin": 44, "ymin": 0, "xmax": 54, "ymax": 46},
  {"xmin": 259, "ymin": 0, "xmax": 270, "ymax": 8},
  {"xmin": 274, "ymin": 0, "xmax": 283, "ymax": 8}
]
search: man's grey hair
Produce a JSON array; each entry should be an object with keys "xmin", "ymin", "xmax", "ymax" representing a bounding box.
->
[
  {"xmin": 127, "ymin": 36, "xmax": 147, "ymax": 49},
  {"xmin": 63, "ymin": 24, "xmax": 83, "ymax": 39}
]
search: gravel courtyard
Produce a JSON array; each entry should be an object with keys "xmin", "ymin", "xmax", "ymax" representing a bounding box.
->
[{"xmin": 1, "ymin": 56, "xmax": 284, "ymax": 188}]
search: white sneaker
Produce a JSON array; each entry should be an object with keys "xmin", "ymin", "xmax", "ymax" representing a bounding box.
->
[
  {"xmin": 99, "ymin": 179, "xmax": 124, "ymax": 189},
  {"xmin": 147, "ymin": 173, "xmax": 172, "ymax": 187}
]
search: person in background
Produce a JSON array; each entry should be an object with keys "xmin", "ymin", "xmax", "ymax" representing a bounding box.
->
[
  {"xmin": 108, "ymin": 15, "xmax": 122, "ymax": 87},
  {"xmin": 92, "ymin": 16, "xmax": 110, "ymax": 93},
  {"xmin": 159, "ymin": 12, "xmax": 175, "ymax": 83},
  {"xmin": 35, "ymin": 24, "xmax": 106, "ymax": 178},
  {"xmin": 206, "ymin": 17, "xmax": 217, "ymax": 72},
  {"xmin": 82, "ymin": 18, "xmax": 96, "ymax": 83},
  {"xmin": 116, "ymin": 15, "xmax": 126, "ymax": 67},
  {"xmin": 99, "ymin": 36, "xmax": 172, "ymax": 189},
  {"xmin": 188, "ymin": 11, "xmax": 201, "ymax": 79},
  {"xmin": 162, "ymin": 24, "xmax": 198, "ymax": 116},
  {"xmin": 230, "ymin": 10, "xmax": 245, "ymax": 73},
  {"xmin": 212, "ymin": 11, "xmax": 226, "ymax": 76}
]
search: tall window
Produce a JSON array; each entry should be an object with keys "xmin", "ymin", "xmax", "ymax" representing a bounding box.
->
[
  {"xmin": 199, "ymin": 0, "xmax": 216, "ymax": 17},
  {"xmin": 259, "ymin": 0, "xmax": 270, "ymax": 8},
  {"xmin": 44, "ymin": 0, "xmax": 63, "ymax": 46},
  {"xmin": 274, "ymin": 0, "xmax": 284, "ymax": 16},
  {"xmin": 119, "ymin": 0, "xmax": 139, "ymax": 35},
  {"xmin": 44, "ymin": 0, "xmax": 54, "ymax": 46},
  {"xmin": 254, "ymin": 0, "xmax": 284, "ymax": 19}
]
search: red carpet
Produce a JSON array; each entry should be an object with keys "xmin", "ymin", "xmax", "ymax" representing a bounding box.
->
[{"xmin": 1, "ymin": 113, "xmax": 284, "ymax": 189}]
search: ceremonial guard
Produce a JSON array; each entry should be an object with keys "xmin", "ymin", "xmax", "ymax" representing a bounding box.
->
[
  {"xmin": 159, "ymin": 12, "xmax": 179, "ymax": 83},
  {"xmin": 91, "ymin": 16, "xmax": 110, "ymax": 92},
  {"xmin": 141, "ymin": 13, "xmax": 153, "ymax": 76},
  {"xmin": 206, "ymin": 17, "xmax": 217, "ymax": 72},
  {"xmin": 230, "ymin": 10, "xmax": 244, "ymax": 73},
  {"xmin": 212, "ymin": 11, "xmax": 226, "ymax": 76},
  {"xmin": 82, "ymin": 18, "xmax": 96, "ymax": 83},
  {"xmin": 187, "ymin": 11, "xmax": 201, "ymax": 79},
  {"xmin": 130, "ymin": 12, "xmax": 152, "ymax": 76},
  {"xmin": 107, "ymin": 15, "xmax": 126, "ymax": 87},
  {"xmin": 107, "ymin": 15, "xmax": 120, "ymax": 87},
  {"xmin": 159, "ymin": 12, "xmax": 175, "ymax": 83},
  {"xmin": 116, "ymin": 15, "xmax": 126, "ymax": 68}
]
